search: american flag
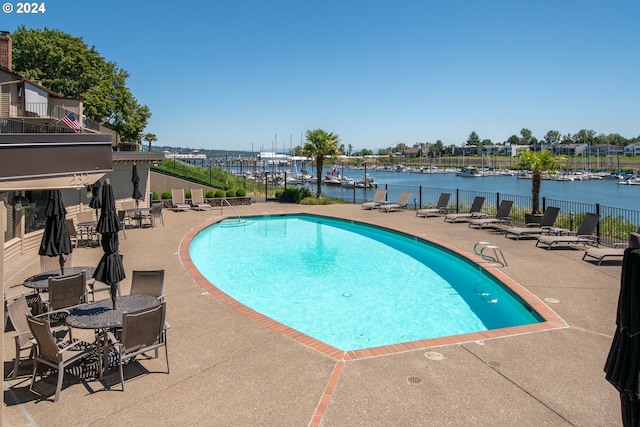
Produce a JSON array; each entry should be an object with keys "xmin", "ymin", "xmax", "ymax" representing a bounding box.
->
[{"xmin": 61, "ymin": 113, "xmax": 83, "ymax": 133}]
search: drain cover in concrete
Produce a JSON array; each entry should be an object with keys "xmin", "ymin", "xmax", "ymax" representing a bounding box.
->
[
  {"xmin": 424, "ymin": 351, "xmax": 444, "ymax": 360},
  {"xmin": 544, "ymin": 297, "xmax": 560, "ymax": 304},
  {"xmin": 407, "ymin": 376, "xmax": 423, "ymax": 385}
]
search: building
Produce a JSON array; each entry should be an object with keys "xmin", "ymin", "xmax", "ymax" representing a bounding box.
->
[
  {"xmin": 1, "ymin": 31, "xmax": 162, "ymax": 277},
  {"xmin": 623, "ymin": 142, "xmax": 640, "ymax": 157}
]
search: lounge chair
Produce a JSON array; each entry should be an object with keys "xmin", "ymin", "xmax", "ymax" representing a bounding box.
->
[
  {"xmin": 416, "ymin": 193, "xmax": 451, "ymax": 217},
  {"xmin": 504, "ymin": 207, "xmax": 560, "ymax": 240},
  {"xmin": 379, "ymin": 192, "xmax": 411, "ymax": 213},
  {"xmin": 468, "ymin": 200, "xmax": 513, "ymax": 230},
  {"xmin": 171, "ymin": 189, "xmax": 190, "ymax": 211},
  {"xmin": 536, "ymin": 213, "xmax": 600, "ymax": 250},
  {"xmin": 361, "ymin": 190, "xmax": 387, "ymax": 210},
  {"xmin": 444, "ymin": 196, "xmax": 485, "ymax": 223},
  {"xmin": 190, "ymin": 188, "xmax": 211, "ymax": 210},
  {"xmin": 582, "ymin": 232, "xmax": 640, "ymax": 265}
]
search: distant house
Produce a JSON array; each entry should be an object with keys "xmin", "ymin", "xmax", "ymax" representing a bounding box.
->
[
  {"xmin": 401, "ymin": 147, "xmax": 422, "ymax": 157},
  {"xmin": 590, "ymin": 144, "xmax": 624, "ymax": 157},
  {"xmin": 624, "ymin": 142, "xmax": 640, "ymax": 157},
  {"xmin": 554, "ymin": 144, "xmax": 588, "ymax": 156}
]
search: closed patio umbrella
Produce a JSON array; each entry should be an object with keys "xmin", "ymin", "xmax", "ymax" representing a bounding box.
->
[
  {"xmin": 89, "ymin": 180, "xmax": 101, "ymax": 219},
  {"xmin": 132, "ymin": 163, "xmax": 142, "ymax": 209},
  {"xmin": 38, "ymin": 189, "xmax": 72, "ymax": 275},
  {"xmin": 92, "ymin": 179, "xmax": 126, "ymax": 309},
  {"xmin": 605, "ymin": 247, "xmax": 640, "ymax": 426}
]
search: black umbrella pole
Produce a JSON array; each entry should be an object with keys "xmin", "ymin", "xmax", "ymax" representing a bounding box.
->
[{"xmin": 110, "ymin": 282, "xmax": 118, "ymax": 309}]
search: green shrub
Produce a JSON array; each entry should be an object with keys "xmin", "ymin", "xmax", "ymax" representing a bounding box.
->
[
  {"xmin": 161, "ymin": 191, "xmax": 171, "ymax": 199},
  {"xmin": 236, "ymin": 188, "xmax": 246, "ymax": 197},
  {"xmin": 205, "ymin": 190, "xmax": 215, "ymax": 198},
  {"xmin": 225, "ymin": 189, "xmax": 236, "ymax": 197},
  {"xmin": 185, "ymin": 191, "xmax": 192, "ymax": 199},
  {"xmin": 214, "ymin": 189, "xmax": 226, "ymax": 198},
  {"xmin": 152, "ymin": 191, "xmax": 160, "ymax": 200},
  {"xmin": 278, "ymin": 187, "xmax": 313, "ymax": 203}
]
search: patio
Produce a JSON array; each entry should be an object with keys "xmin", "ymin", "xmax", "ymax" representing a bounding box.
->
[{"xmin": 4, "ymin": 202, "xmax": 622, "ymax": 426}]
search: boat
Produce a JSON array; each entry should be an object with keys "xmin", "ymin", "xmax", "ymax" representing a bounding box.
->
[
  {"xmin": 617, "ymin": 175, "xmax": 640, "ymax": 185},
  {"xmin": 456, "ymin": 166, "xmax": 483, "ymax": 177},
  {"xmin": 341, "ymin": 177, "xmax": 355, "ymax": 188}
]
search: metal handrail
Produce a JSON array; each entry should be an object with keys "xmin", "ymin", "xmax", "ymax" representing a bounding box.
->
[{"xmin": 220, "ymin": 198, "xmax": 240, "ymax": 220}]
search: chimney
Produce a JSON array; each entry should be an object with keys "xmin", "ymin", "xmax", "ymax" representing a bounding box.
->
[{"xmin": 0, "ymin": 30, "xmax": 12, "ymax": 70}]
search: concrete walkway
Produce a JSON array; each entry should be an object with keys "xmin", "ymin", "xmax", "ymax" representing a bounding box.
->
[{"xmin": 3, "ymin": 202, "xmax": 622, "ymax": 426}]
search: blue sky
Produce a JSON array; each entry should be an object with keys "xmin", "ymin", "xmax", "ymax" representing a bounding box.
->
[{"xmin": 2, "ymin": 0, "xmax": 638, "ymax": 152}]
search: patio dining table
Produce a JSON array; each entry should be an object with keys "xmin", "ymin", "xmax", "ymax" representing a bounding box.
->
[
  {"xmin": 66, "ymin": 295, "xmax": 161, "ymax": 378},
  {"xmin": 124, "ymin": 207, "xmax": 152, "ymax": 229},
  {"xmin": 23, "ymin": 266, "xmax": 96, "ymax": 292}
]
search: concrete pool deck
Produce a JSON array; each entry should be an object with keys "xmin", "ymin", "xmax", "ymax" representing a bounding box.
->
[{"xmin": 3, "ymin": 202, "xmax": 622, "ymax": 426}]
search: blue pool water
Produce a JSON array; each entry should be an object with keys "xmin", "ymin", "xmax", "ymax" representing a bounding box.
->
[{"xmin": 189, "ymin": 214, "xmax": 541, "ymax": 351}]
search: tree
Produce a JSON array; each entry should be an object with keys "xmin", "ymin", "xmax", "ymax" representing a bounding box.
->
[
  {"xmin": 520, "ymin": 128, "xmax": 533, "ymax": 145},
  {"xmin": 432, "ymin": 140, "xmax": 444, "ymax": 156},
  {"xmin": 543, "ymin": 130, "xmax": 561, "ymax": 146},
  {"xmin": 515, "ymin": 150, "xmax": 567, "ymax": 214},
  {"xmin": 466, "ymin": 131, "xmax": 480, "ymax": 146},
  {"xmin": 144, "ymin": 133, "xmax": 158, "ymax": 151},
  {"xmin": 348, "ymin": 144, "xmax": 353, "ymax": 156},
  {"xmin": 302, "ymin": 129, "xmax": 341, "ymax": 197},
  {"xmin": 11, "ymin": 26, "xmax": 151, "ymax": 141}
]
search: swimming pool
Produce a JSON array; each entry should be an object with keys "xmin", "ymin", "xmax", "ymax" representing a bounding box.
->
[{"xmin": 188, "ymin": 214, "xmax": 543, "ymax": 352}]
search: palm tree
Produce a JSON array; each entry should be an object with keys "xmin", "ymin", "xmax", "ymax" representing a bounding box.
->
[
  {"xmin": 302, "ymin": 129, "xmax": 341, "ymax": 197},
  {"xmin": 143, "ymin": 133, "xmax": 157, "ymax": 152},
  {"xmin": 515, "ymin": 150, "xmax": 567, "ymax": 214}
]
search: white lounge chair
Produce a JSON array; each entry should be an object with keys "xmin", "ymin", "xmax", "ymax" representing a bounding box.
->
[
  {"xmin": 190, "ymin": 188, "xmax": 211, "ymax": 211},
  {"xmin": 171, "ymin": 189, "xmax": 190, "ymax": 212}
]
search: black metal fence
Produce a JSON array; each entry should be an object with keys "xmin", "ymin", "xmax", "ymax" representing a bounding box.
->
[{"xmin": 335, "ymin": 183, "xmax": 640, "ymax": 247}]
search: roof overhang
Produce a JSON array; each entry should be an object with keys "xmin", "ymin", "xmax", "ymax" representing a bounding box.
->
[{"xmin": 0, "ymin": 133, "xmax": 113, "ymax": 191}]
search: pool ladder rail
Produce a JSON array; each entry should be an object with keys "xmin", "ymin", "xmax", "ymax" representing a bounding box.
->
[{"xmin": 474, "ymin": 241, "xmax": 508, "ymax": 267}]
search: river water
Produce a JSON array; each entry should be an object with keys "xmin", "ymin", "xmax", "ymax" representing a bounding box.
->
[{"xmin": 309, "ymin": 168, "xmax": 639, "ymax": 211}]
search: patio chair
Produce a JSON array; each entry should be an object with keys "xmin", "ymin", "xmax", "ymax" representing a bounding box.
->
[
  {"xmin": 27, "ymin": 314, "xmax": 96, "ymax": 402},
  {"xmin": 361, "ymin": 190, "xmax": 387, "ymax": 210},
  {"xmin": 171, "ymin": 189, "xmax": 190, "ymax": 211},
  {"xmin": 40, "ymin": 271, "xmax": 88, "ymax": 329},
  {"xmin": 190, "ymin": 188, "xmax": 211, "ymax": 210},
  {"xmin": 504, "ymin": 207, "xmax": 560, "ymax": 240},
  {"xmin": 121, "ymin": 201, "xmax": 136, "ymax": 227},
  {"xmin": 444, "ymin": 196, "xmax": 486, "ymax": 223},
  {"xmin": 107, "ymin": 302, "xmax": 169, "ymax": 391},
  {"xmin": 416, "ymin": 193, "xmax": 450, "ymax": 217},
  {"xmin": 379, "ymin": 192, "xmax": 412, "ymax": 213},
  {"xmin": 536, "ymin": 213, "xmax": 600, "ymax": 250},
  {"xmin": 142, "ymin": 202, "xmax": 164, "ymax": 227},
  {"xmin": 117, "ymin": 210, "xmax": 127, "ymax": 237},
  {"xmin": 65, "ymin": 218, "xmax": 79, "ymax": 248},
  {"xmin": 468, "ymin": 200, "xmax": 513, "ymax": 230},
  {"xmin": 6, "ymin": 295, "xmax": 36, "ymax": 379},
  {"xmin": 130, "ymin": 269, "xmax": 165, "ymax": 300},
  {"xmin": 582, "ymin": 232, "xmax": 640, "ymax": 265}
]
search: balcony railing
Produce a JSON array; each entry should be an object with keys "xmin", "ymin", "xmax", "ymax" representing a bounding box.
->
[
  {"xmin": 7, "ymin": 102, "xmax": 100, "ymax": 131},
  {"xmin": 0, "ymin": 117, "xmax": 78, "ymax": 133}
]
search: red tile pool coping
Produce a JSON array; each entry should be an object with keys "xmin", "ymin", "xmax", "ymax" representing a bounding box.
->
[{"xmin": 179, "ymin": 214, "xmax": 568, "ymax": 362}]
